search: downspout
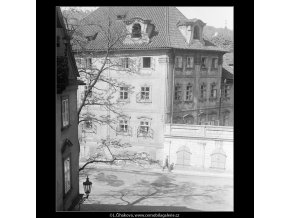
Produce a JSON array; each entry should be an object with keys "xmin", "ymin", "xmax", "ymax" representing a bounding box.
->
[{"xmin": 171, "ymin": 49, "xmax": 176, "ymax": 124}]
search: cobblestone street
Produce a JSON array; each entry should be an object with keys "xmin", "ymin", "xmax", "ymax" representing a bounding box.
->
[{"xmin": 79, "ymin": 164, "xmax": 233, "ymax": 211}]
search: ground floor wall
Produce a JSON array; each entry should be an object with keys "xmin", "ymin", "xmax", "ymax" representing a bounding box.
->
[{"xmin": 163, "ymin": 138, "xmax": 233, "ymax": 172}]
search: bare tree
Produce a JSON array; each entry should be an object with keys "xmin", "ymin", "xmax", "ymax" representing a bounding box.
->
[{"xmin": 61, "ymin": 7, "xmax": 159, "ymax": 171}]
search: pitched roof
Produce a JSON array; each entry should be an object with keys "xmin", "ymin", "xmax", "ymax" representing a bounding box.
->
[
  {"xmin": 72, "ymin": 7, "xmax": 228, "ymax": 53},
  {"xmin": 57, "ymin": 7, "xmax": 80, "ymax": 77}
]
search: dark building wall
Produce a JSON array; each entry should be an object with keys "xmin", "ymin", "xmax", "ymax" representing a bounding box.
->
[
  {"xmin": 56, "ymin": 86, "xmax": 80, "ymax": 211},
  {"xmin": 56, "ymin": 7, "xmax": 80, "ymax": 211},
  {"xmin": 169, "ymin": 49, "xmax": 224, "ymax": 125}
]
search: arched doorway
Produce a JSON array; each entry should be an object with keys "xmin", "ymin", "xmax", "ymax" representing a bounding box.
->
[
  {"xmin": 176, "ymin": 145, "xmax": 192, "ymax": 166},
  {"xmin": 211, "ymin": 147, "xmax": 227, "ymax": 169}
]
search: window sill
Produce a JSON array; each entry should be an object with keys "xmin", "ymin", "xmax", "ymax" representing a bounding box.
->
[
  {"xmin": 61, "ymin": 124, "xmax": 71, "ymax": 131},
  {"xmin": 136, "ymin": 99, "xmax": 152, "ymax": 103},
  {"xmin": 184, "ymin": 100, "xmax": 193, "ymax": 103},
  {"xmin": 198, "ymin": 98, "xmax": 207, "ymax": 103},
  {"xmin": 116, "ymin": 131, "xmax": 131, "ymax": 136},
  {"xmin": 117, "ymin": 99, "xmax": 130, "ymax": 103},
  {"xmin": 209, "ymin": 97, "xmax": 218, "ymax": 102}
]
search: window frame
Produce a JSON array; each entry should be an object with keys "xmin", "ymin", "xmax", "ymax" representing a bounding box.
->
[
  {"xmin": 119, "ymin": 119, "xmax": 129, "ymax": 132},
  {"xmin": 121, "ymin": 57, "xmax": 129, "ymax": 69},
  {"xmin": 84, "ymin": 85, "xmax": 92, "ymax": 98},
  {"xmin": 63, "ymin": 155, "xmax": 72, "ymax": 197},
  {"xmin": 142, "ymin": 57, "xmax": 151, "ymax": 68},
  {"xmin": 175, "ymin": 56, "xmax": 183, "ymax": 69},
  {"xmin": 119, "ymin": 86, "xmax": 129, "ymax": 101},
  {"xmin": 186, "ymin": 57, "xmax": 194, "ymax": 68},
  {"xmin": 211, "ymin": 57, "xmax": 218, "ymax": 70},
  {"xmin": 201, "ymin": 57, "xmax": 208, "ymax": 69},
  {"xmin": 132, "ymin": 23, "xmax": 142, "ymax": 38},
  {"xmin": 210, "ymin": 83, "xmax": 217, "ymax": 98},
  {"xmin": 61, "ymin": 96, "xmax": 70, "ymax": 129},
  {"xmin": 140, "ymin": 86, "xmax": 151, "ymax": 101},
  {"xmin": 174, "ymin": 84, "xmax": 183, "ymax": 101},
  {"xmin": 185, "ymin": 83, "xmax": 193, "ymax": 101},
  {"xmin": 200, "ymin": 83, "xmax": 207, "ymax": 99}
]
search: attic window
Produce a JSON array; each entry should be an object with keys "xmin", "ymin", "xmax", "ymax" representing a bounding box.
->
[
  {"xmin": 193, "ymin": 26, "xmax": 200, "ymax": 40},
  {"xmin": 132, "ymin": 23, "xmax": 141, "ymax": 38},
  {"xmin": 117, "ymin": 14, "xmax": 126, "ymax": 20}
]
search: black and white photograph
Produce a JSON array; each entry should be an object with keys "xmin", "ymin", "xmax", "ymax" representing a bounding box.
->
[{"xmin": 56, "ymin": 6, "xmax": 234, "ymax": 212}]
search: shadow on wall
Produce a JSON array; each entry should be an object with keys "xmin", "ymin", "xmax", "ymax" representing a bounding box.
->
[{"xmin": 80, "ymin": 204, "xmax": 200, "ymax": 212}]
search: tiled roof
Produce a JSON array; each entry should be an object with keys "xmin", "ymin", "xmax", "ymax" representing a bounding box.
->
[{"xmin": 72, "ymin": 7, "xmax": 228, "ymax": 53}]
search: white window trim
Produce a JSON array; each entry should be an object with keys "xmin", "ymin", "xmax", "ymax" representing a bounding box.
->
[{"xmin": 119, "ymin": 86, "xmax": 129, "ymax": 101}]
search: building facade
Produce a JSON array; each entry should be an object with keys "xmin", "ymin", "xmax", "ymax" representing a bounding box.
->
[
  {"xmin": 56, "ymin": 7, "xmax": 84, "ymax": 211},
  {"xmin": 74, "ymin": 7, "xmax": 233, "ymax": 169}
]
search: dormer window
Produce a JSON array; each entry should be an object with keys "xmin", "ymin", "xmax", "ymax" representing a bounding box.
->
[
  {"xmin": 193, "ymin": 26, "xmax": 200, "ymax": 40},
  {"xmin": 132, "ymin": 23, "xmax": 141, "ymax": 38}
]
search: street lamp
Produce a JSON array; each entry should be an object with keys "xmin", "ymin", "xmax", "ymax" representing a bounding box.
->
[
  {"xmin": 77, "ymin": 176, "xmax": 92, "ymax": 210},
  {"xmin": 83, "ymin": 176, "xmax": 92, "ymax": 198}
]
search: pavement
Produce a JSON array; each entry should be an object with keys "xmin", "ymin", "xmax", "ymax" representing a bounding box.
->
[
  {"xmin": 78, "ymin": 163, "xmax": 233, "ymax": 211},
  {"xmin": 79, "ymin": 162, "xmax": 233, "ymax": 179}
]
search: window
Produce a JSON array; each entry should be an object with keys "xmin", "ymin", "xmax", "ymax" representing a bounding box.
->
[
  {"xmin": 199, "ymin": 114, "xmax": 206, "ymax": 125},
  {"xmin": 120, "ymin": 87, "xmax": 129, "ymax": 100},
  {"xmin": 224, "ymin": 85, "xmax": 230, "ymax": 98},
  {"xmin": 211, "ymin": 58, "xmax": 218, "ymax": 69},
  {"xmin": 85, "ymin": 119, "xmax": 92, "ymax": 129},
  {"xmin": 141, "ymin": 86, "xmax": 150, "ymax": 100},
  {"xmin": 119, "ymin": 119, "xmax": 128, "ymax": 132},
  {"xmin": 185, "ymin": 83, "xmax": 193, "ymax": 101},
  {"xmin": 175, "ymin": 84, "xmax": 182, "ymax": 101},
  {"xmin": 201, "ymin": 57, "xmax": 207, "ymax": 69},
  {"xmin": 132, "ymin": 23, "xmax": 141, "ymax": 38},
  {"xmin": 85, "ymin": 85, "xmax": 92, "ymax": 98},
  {"xmin": 193, "ymin": 26, "xmax": 200, "ymax": 40},
  {"xmin": 210, "ymin": 83, "xmax": 217, "ymax": 98},
  {"xmin": 223, "ymin": 113, "xmax": 230, "ymax": 126},
  {"xmin": 86, "ymin": 58, "xmax": 92, "ymax": 68},
  {"xmin": 121, "ymin": 58, "xmax": 129, "ymax": 69},
  {"xmin": 143, "ymin": 57, "xmax": 151, "ymax": 68},
  {"xmin": 140, "ymin": 121, "xmax": 149, "ymax": 134},
  {"xmin": 209, "ymin": 114, "xmax": 217, "ymax": 125},
  {"xmin": 62, "ymin": 98, "xmax": 69, "ymax": 128},
  {"xmin": 57, "ymin": 36, "xmax": 60, "ymax": 47},
  {"xmin": 200, "ymin": 83, "xmax": 206, "ymax": 98},
  {"xmin": 63, "ymin": 156, "xmax": 71, "ymax": 194},
  {"xmin": 186, "ymin": 57, "xmax": 194, "ymax": 68},
  {"xmin": 175, "ymin": 56, "xmax": 183, "ymax": 68},
  {"xmin": 75, "ymin": 58, "xmax": 86, "ymax": 69}
]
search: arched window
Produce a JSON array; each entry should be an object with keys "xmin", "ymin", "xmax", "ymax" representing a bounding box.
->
[
  {"xmin": 193, "ymin": 26, "xmax": 200, "ymax": 40},
  {"xmin": 132, "ymin": 23, "xmax": 141, "ymax": 38}
]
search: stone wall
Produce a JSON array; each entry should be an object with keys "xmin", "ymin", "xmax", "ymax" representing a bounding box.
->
[{"xmin": 163, "ymin": 124, "xmax": 233, "ymax": 172}]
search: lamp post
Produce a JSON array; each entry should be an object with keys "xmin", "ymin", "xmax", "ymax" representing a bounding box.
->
[{"xmin": 78, "ymin": 176, "xmax": 92, "ymax": 210}]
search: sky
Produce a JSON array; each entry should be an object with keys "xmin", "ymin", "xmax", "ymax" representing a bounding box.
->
[{"xmin": 61, "ymin": 7, "xmax": 233, "ymax": 30}]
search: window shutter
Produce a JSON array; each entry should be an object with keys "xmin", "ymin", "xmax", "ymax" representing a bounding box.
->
[{"xmin": 151, "ymin": 57, "xmax": 155, "ymax": 70}]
